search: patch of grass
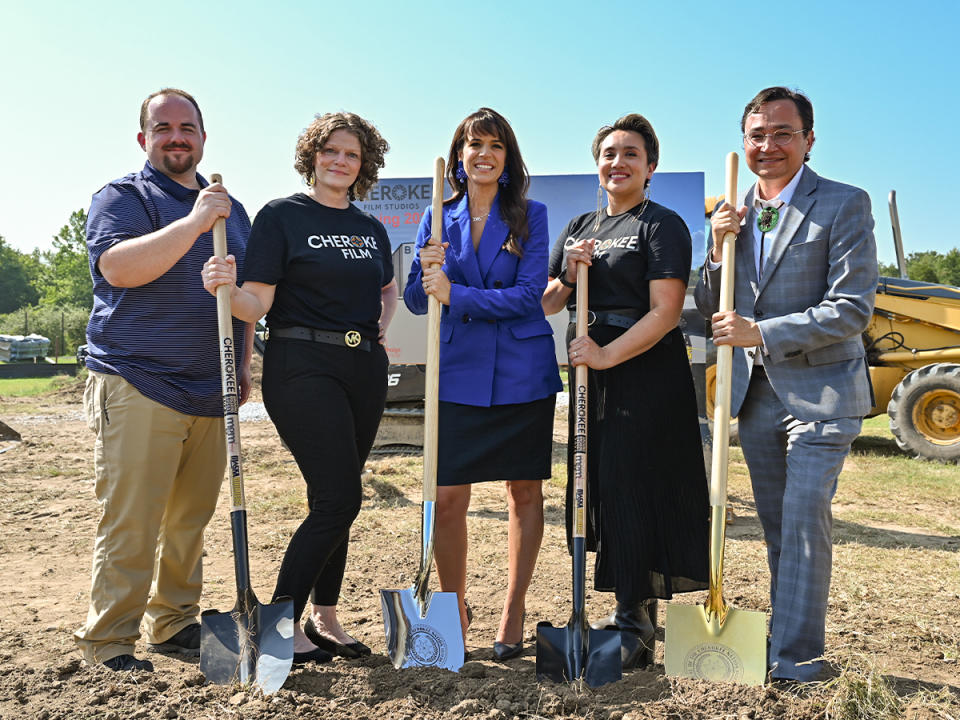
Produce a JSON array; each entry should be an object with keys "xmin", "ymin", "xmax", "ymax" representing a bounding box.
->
[
  {"xmin": 548, "ymin": 461, "xmax": 566, "ymax": 489},
  {"xmin": 0, "ymin": 375, "xmax": 76, "ymax": 398},
  {"xmin": 247, "ymin": 487, "xmax": 305, "ymax": 519},
  {"xmin": 816, "ymin": 653, "xmax": 960, "ymax": 720},
  {"xmin": 366, "ymin": 456, "xmax": 422, "ymax": 490},
  {"xmin": 822, "ymin": 660, "xmax": 905, "ymax": 720}
]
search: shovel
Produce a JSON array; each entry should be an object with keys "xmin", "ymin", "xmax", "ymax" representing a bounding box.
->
[
  {"xmin": 200, "ymin": 174, "xmax": 294, "ymax": 695},
  {"xmin": 536, "ymin": 263, "xmax": 622, "ymax": 688},
  {"xmin": 380, "ymin": 157, "xmax": 464, "ymax": 672},
  {"xmin": 664, "ymin": 153, "xmax": 767, "ymax": 686}
]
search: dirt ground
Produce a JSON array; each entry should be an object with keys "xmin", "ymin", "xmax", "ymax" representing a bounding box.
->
[{"xmin": 0, "ymin": 369, "xmax": 958, "ymax": 720}]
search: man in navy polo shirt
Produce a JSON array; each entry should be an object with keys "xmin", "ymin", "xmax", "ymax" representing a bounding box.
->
[{"xmin": 75, "ymin": 88, "xmax": 253, "ymax": 672}]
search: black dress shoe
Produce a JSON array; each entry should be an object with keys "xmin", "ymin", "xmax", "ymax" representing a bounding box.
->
[
  {"xmin": 492, "ymin": 611, "xmax": 525, "ymax": 662},
  {"xmin": 492, "ymin": 641, "xmax": 523, "ymax": 661},
  {"xmin": 102, "ymin": 654, "xmax": 154, "ymax": 672},
  {"xmin": 292, "ymin": 647, "xmax": 333, "ymax": 665},
  {"xmin": 303, "ymin": 617, "xmax": 371, "ymax": 659},
  {"xmin": 147, "ymin": 622, "xmax": 201, "ymax": 656}
]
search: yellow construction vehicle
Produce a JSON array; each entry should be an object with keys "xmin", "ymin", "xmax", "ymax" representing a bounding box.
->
[
  {"xmin": 863, "ymin": 191, "xmax": 960, "ymax": 461},
  {"xmin": 703, "ymin": 191, "xmax": 960, "ymax": 462}
]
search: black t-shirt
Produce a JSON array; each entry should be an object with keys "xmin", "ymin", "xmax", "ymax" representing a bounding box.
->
[
  {"xmin": 243, "ymin": 193, "xmax": 393, "ymax": 338},
  {"xmin": 548, "ymin": 200, "xmax": 692, "ymax": 312}
]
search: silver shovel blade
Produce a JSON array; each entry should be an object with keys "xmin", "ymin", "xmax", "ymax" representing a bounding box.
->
[
  {"xmin": 381, "ymin": 587, "xmax": 464, "ymax": 672},
  {"xmin": 536, "ymin": 621, "xmax": 622, "ymax": 688},
  {"xmin": 200, "ymin": 598, "xmax": 295, "ymax": 696}
]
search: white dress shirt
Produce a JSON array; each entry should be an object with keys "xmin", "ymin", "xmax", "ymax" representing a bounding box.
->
[{"xmin": 706, "ymin": 165, "xmax": 806, "ymax": 365}]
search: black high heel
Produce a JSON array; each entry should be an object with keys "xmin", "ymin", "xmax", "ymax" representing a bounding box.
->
[{"xmin": 492, "ymin": 611, "xmax": 525, "ymax": 662}]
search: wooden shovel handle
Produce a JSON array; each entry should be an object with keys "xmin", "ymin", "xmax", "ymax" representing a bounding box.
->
[
  {"xmin": 210, "ymin": 173, "xmax": 246, "ymax": 513},
  {"xmin": 571, "ymin": 263, "xmax": 589, "ymax": 539},
  {"xmin": 422, "ymin": 158, "xmax": 444, "ymax": 503},
  {"xmin": 709, "ymin": 153, "xmax": 738, "ymax": 507}
]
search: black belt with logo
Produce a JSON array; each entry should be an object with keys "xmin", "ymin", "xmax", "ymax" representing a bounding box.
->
[
  {"xmin": 568, "ymin": 307, "xmax": 644, "ymax": 330},
  {"xmin": 270, "ymin": 326, "xmax": 371, "ymax": 351}
]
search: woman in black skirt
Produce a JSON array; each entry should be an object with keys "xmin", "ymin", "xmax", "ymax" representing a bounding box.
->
[
  {"xmin": 542, "ymin": 114, "xmax": 710, "ymax": 668},
  {"xmin": 404, "ymin": 108, "xmax": 562, "ymax": 661}
]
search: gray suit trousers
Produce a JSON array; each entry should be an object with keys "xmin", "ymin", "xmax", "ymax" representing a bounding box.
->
[{"xmin": 737, "ymin": 370, "xmax": 861, "ymax": 681}]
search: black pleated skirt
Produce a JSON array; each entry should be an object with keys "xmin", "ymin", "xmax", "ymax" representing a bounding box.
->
[
  {"xmin": 437, "ymin": 395, "xmax": 557, "ymax": 485},
  {"xmin": 564, "ymin": 323, "xmax": 710, "ymax": 601}
]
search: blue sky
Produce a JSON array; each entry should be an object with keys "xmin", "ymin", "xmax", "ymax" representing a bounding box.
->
[{"xmin": 1, "ymin": 0, "xmax": 956, "ymax": 266}]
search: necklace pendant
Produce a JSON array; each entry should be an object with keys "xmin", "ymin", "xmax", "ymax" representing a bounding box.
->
[{"xmin": 757, "ymin": 206, "xmax": 780, "ymax": 233}]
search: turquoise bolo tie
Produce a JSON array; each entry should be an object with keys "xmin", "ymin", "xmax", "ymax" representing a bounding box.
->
[
  {"xmin": 756, "ymin": 204, "xmax": 781, "ymax": 279},
  {"xmin": 757, "ymin": 205, "xmax": 780, "ymax": 233}
]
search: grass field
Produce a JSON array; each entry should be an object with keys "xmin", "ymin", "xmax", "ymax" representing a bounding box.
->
[{"xmin": 0, "ymin": 374, "xmax": 78, "ymax": 397}]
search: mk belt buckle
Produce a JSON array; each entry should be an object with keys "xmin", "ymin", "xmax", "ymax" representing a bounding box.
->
[{"xmin": 344, "ymin": 330, "xmax": 362, "ymax": 348}]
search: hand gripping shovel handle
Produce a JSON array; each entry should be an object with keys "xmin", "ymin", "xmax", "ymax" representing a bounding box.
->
[
  {"xmin": 705, "ymin": 153, "xmax": 738, "ymax": 627},
  {"xmin": 412, "ymin": 157, "xmax": 445, "ymax": 604},
  {"xmin": 210, "ymin": 174, "xmax": 252, "ymax": 598}
]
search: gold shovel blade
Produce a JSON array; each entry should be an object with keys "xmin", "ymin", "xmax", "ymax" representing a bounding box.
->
[{"xmin": 664, "ymin": 602, "xmax": 767, "ymax": 686}]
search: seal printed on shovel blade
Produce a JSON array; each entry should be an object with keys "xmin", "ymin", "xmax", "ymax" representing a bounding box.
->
[
  {"xmin": 684, "ymin": 642, "xmax": 744, "ymax": 682},
  {"xmin": 409, "ymin": 625, "xmax": 448, "ymax": 666}
]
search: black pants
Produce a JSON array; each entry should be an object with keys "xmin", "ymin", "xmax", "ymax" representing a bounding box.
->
[{"xmin": 262, "ymin": 337, "xmax": 387, "ymax": 620}]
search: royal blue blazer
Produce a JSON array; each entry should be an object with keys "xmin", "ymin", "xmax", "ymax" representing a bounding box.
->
[{"xmin": 404, "ymin": 194, "xmax": 562, "ymax": 407}]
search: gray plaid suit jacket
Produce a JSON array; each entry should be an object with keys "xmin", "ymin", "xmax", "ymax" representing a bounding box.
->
[{"xmin": 694, "ymin": 167, "xmax": 878, "ymax": 422}]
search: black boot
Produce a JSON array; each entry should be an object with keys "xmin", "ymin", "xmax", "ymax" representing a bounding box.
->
[{"xmin": 614, "ymin": 599, "xmax": 656, "ymax": 669}]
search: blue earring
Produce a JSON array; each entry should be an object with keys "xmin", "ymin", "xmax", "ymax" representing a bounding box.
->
[
  {"xmin": 498, "ymin": 169, "xmax": 510, "ymax": 186},
  {"xmin": 456, "ymin": 161, "xmax": 467, "ymax": 183}
]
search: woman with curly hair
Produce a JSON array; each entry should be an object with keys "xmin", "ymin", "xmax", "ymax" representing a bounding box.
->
[
  {"xmin": 404, "ymin": 108, "xmax": 562, "ymax": 661},
  {"xmin": 202, "ymin": 112, "xmax": 396, "ymax": 664}
]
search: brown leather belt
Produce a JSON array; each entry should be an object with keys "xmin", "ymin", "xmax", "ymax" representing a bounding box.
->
[{"xmin": 270, "ymin": 326, "xmax": 371, "ymax": 351}]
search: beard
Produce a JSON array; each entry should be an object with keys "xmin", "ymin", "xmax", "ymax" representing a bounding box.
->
[{"xmin": 160, "ymin": 151, "xmax": 197, "ymax": 177}]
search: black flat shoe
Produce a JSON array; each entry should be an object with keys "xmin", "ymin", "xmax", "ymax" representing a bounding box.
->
[
  {"xmin": 303, "ymin": 617, "xmax": 371, "ymax": 659},
  {"xmin": 492, "ymin": 641, "xmax": 524, "ymax": 661},
  {"xmin": 292, "ymin": 647, "xmax": 333, "ymax": 665}
]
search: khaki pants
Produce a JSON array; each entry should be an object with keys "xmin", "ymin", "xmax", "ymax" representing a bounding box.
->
[{"xmin": 74, "ymin": 371, "xmax": 225, "ymax": 664}]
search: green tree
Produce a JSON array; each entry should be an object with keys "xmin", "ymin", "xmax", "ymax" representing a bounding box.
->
[
  {"xmin": 879, "ymin": 249, "xmax": 960, "ymax": 287},
  {"xmin": 0, "ymin": 236, "xmax": 40, "ymax": 313},
  {"xmin": 40, "ymin": 209, "xmax": 93, "ymax": 309},
  {"xmin": 878, "ymin": 260, "xmax": 900, "ymax": 277}
]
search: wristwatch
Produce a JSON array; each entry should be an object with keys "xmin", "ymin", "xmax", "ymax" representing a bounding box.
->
[{"xmin": 558, "ymin": 272, "xmax": 576, "ymax": 288}]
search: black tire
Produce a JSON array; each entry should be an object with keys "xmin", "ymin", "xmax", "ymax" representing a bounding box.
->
[{"xmin": 887, "ymin": 363, "xmax": 960, "ymax": 462}]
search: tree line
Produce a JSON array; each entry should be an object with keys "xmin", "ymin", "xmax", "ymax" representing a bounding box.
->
[
  {"xmin": 878, "ymin": 251, "xmax": 960, "ymax": 287},
  {"xmin": 0, "ymin": 209, "xmax": 92, "ymax": 355},
  {"xmin": 1, "ymin": 208, "xmax": 959, "ymax": 359}
]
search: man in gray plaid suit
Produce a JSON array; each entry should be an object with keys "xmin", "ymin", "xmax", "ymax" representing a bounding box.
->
[{"xmin": 694, "ymin": 86, "xmax": 878, "ymax": 682}]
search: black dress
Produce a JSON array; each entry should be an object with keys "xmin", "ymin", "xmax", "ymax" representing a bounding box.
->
[{"xmin": 549, "ymin": 201, "xmax": 709, "ymax": 601}]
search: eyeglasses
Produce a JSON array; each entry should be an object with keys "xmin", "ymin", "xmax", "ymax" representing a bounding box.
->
[{"xmin": 743, "ymin": 129, "xmax": 806, "ymax": 148}]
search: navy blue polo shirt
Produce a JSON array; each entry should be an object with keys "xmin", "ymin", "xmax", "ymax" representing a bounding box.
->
[{"xmin": 85, "ymin": 161, "xmax": 251, "ymax": 417}]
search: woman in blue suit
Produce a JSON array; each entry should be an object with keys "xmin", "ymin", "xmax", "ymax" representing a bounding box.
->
[{"xmin": 404, "ymin": 108, "xmax": 562, "ymax": 661}]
